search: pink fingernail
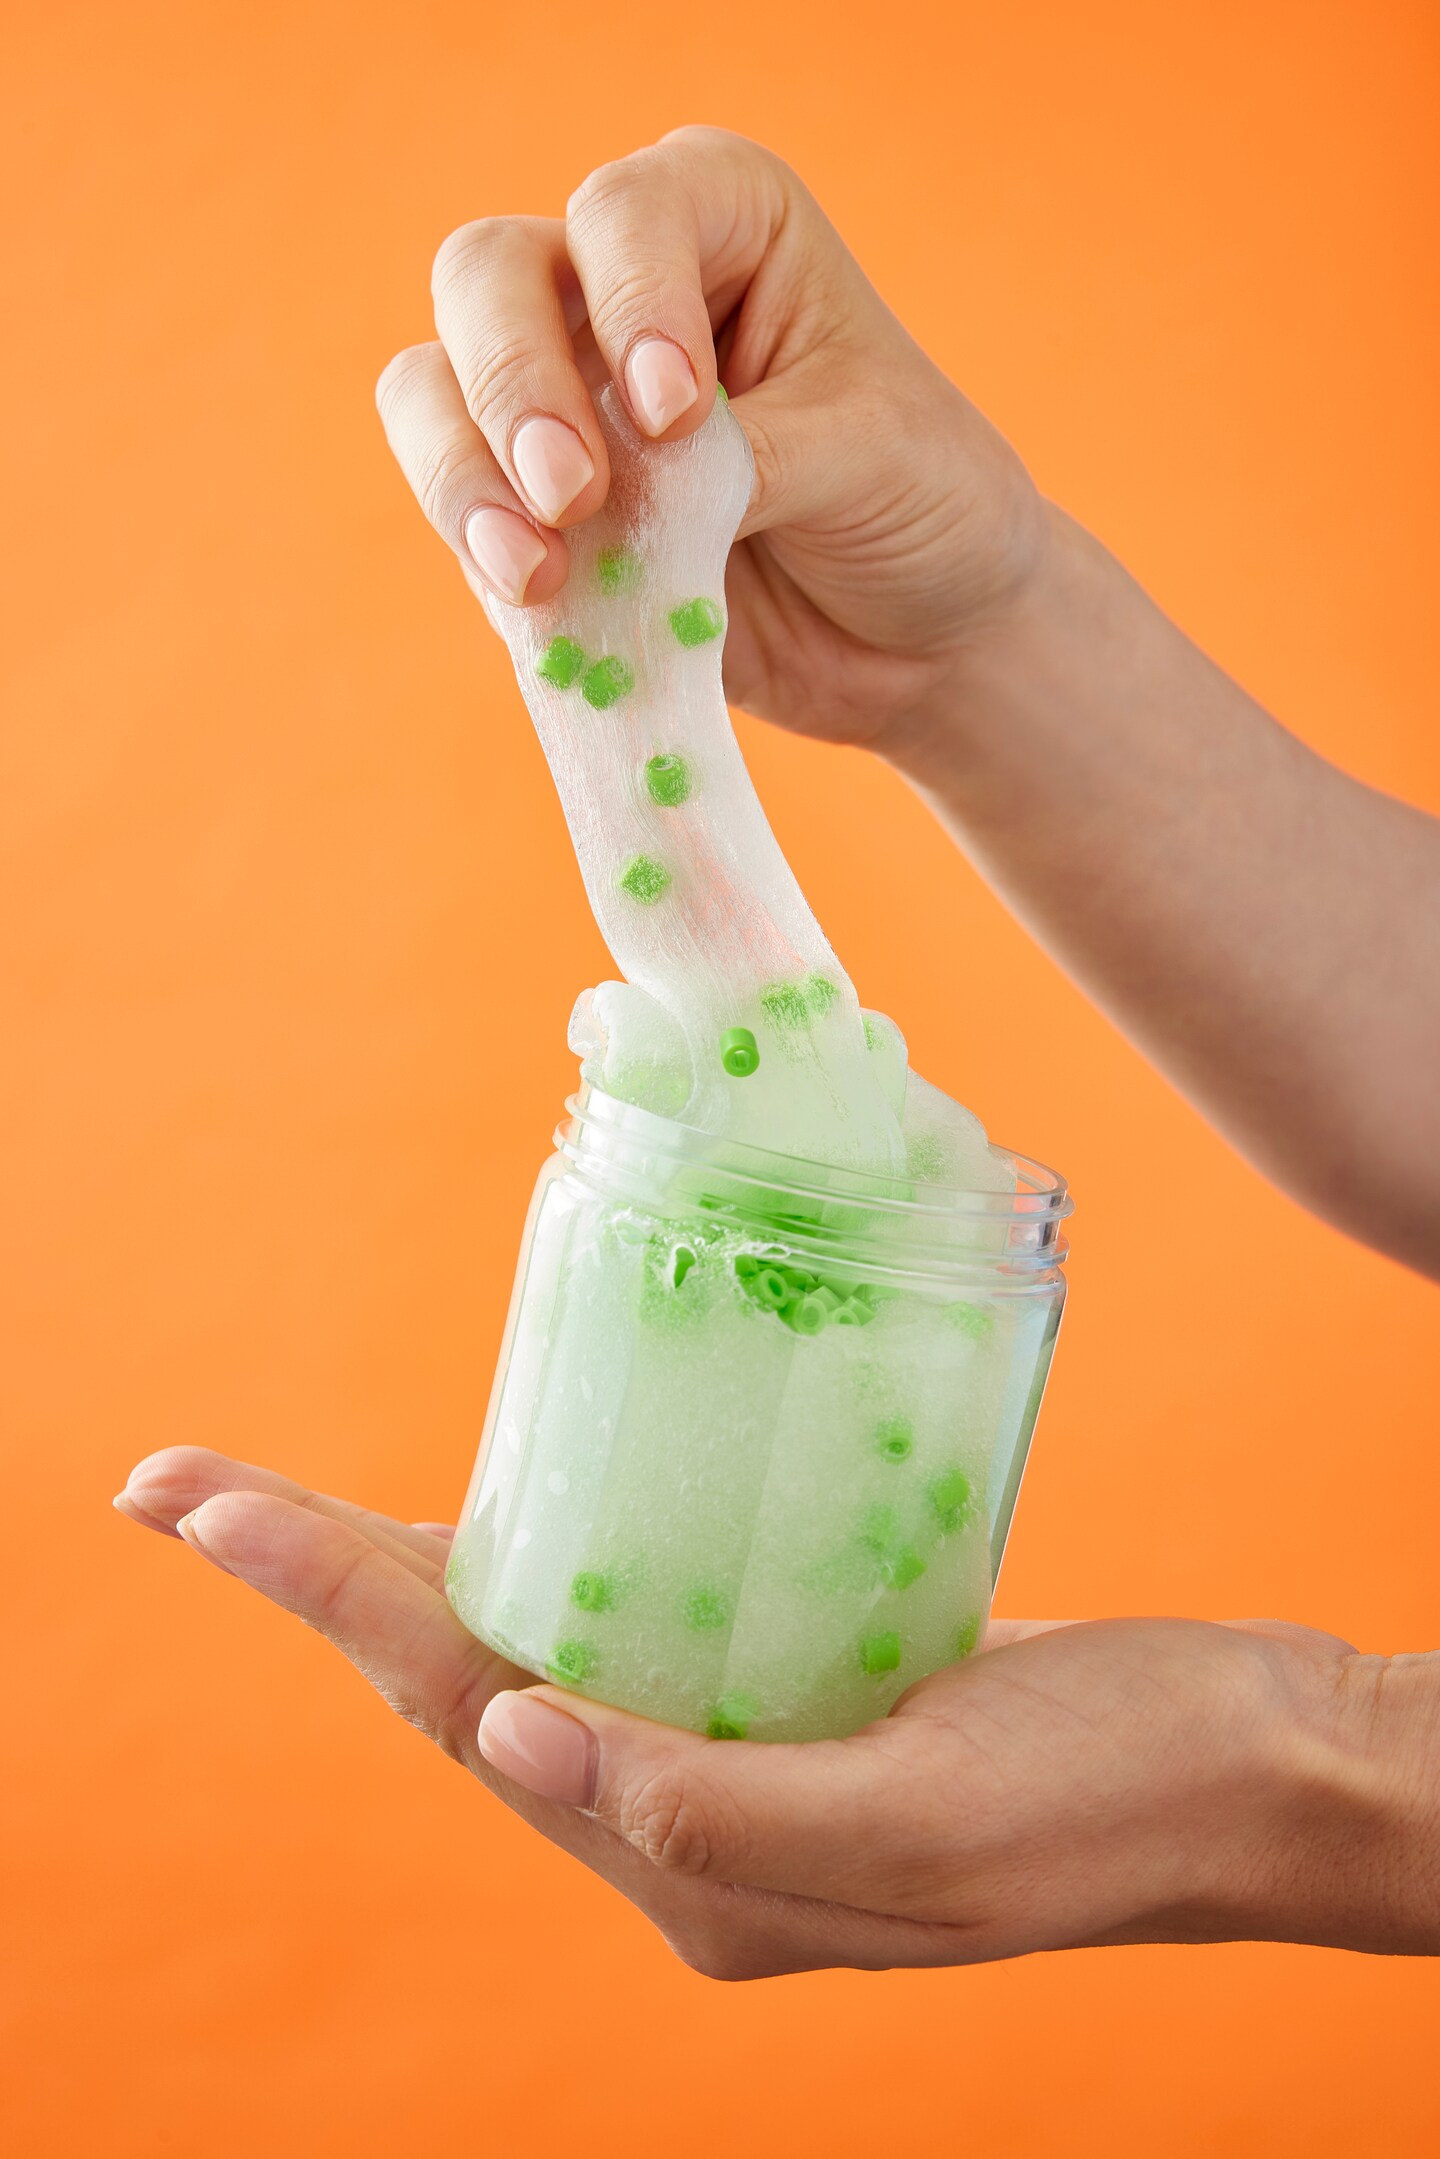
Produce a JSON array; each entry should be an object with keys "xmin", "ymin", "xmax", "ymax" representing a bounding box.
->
[
  {"xmin": 625, "ymin": 338, "xmax": 698, "ymax": 437},
  {"xmin": 463, "ymin": 508, "xmax": 547, "ymax": 603},
  {"xmin": 478, "ymin": 1690, "xmax": 597, "ymax": 1807},
  {"xmin": 511, "ymin": 417, "xmax": 595, "ymax": 525}
]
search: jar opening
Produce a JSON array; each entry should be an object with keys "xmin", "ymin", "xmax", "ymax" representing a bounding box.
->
[{"xmin": 557, "ymin": 1084, "xmax": 1072, "ymax": 1278}]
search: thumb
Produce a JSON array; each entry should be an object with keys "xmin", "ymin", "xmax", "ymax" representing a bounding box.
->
[{"xmin": 476, "ymin": 1683, "xmax": 932, "ymax": 1908}]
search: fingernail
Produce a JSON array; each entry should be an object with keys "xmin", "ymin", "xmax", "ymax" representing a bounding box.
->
[
  {"xmin": 478, "ymin": 1690, "xmax": 597, "ymax": 1807},
  {"xmin": 625, "ymin": 338, "xmax": 697, "ymax": 437},
  {"xmin": 511, "ymin": 417, "xmax": 595, "ymax": 525},
  {"xmin": 463, "ymin": 508, "xmax": 547, "ymax": 603},
  {"xmin": 112, "ymin": 1492, "xmax": 179, "ymax": 1537},
  {"xmin": 175, "ymin": 1508, "xmax": 235, "ymax": 1577}
]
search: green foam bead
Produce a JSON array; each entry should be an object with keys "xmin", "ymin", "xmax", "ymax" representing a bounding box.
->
[
  {"xmin": 954, "ymin": 1614, "xmax": 983, "ymax": 1658},
  {"xmin": 760, "ymin": 982, "xmax": 811, "ymax": 1031},
  {"xmin": 927, "ymin": 1466, "xmax": 972, "ymax": 1534},
  {"xmin": 859, "ymin": 1503, "xmax": 900, "ymax": 1556},
  {"xmin": 683, "ymin": 1586, "xmax": 731, "ymax": 1632},
  {"xmin": 805, "ymin": 972, "xmax": 839, "ymax": 1015},
  {"xmin": 787, "ymin": 1291, "xmax": 835, "ymax": 1337},
  {"xmin": 668, "ymin": 596, "xmax": 725, "ymax": 647},
  {"xmin": 833, "ymin": 1296, "xmax": 875, "ymax": 1327},
  {"xmin": 570, "ymin": 1569, "xmax": 617, "ymax": 1614},
  {"xmin": 720, "ymin": 1025, "xmax": 759, "ymax": 1077},
  {"xmin": 950, "ymin": 1301, "xmax": 995, "ymax": 1340},
  {"xmin": 536, "ymin": 634, "xmax": 586, "ymax": 688},
  {"xmin": 597, "ymin": 545, "xmax": 640, "ymax": 596},
  {"xmin": 618, "ymin": 853, "xmax": 671, "ymax": 905},
  {"xmin": 860, "ymin": 1630, "xmax": 903, "ymax": 1677},
  {"xmin": 714, "ymin": 382, "xmax": 729, "ymax": 404},
  {"xmin": 874, "ymin": 1416, "xmax": 914, "ymax": 1463},
  {"xmin": 582, "ymin": 653, "xmax": 636, "ymax": 708},
  {"xmin": 881, "ymin": 1546, "xmax": 927, "ymax": 1592},
  {"xmin": 644, "ymin": 751, "xmax": 692, "ymax": 807},
  {"xmin": 547, "ymin": 1639, "xmax": 599, "ymax": 1685},
  {"xmin": 706, "ymin": 1690, "xmax": 758, "ymax": 1740}
]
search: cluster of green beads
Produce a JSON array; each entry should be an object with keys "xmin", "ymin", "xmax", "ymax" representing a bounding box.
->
[
  {"xmin": 760, "ymin": 972, "xmax": 840, "ymax": 1030},
  {"xmin": 535, "ymin": 633, "xmax": 636, "ymax": 711},
  {"xmin": 731, "ymin": 1252, "xmax": 879, "ymax": 1335}
]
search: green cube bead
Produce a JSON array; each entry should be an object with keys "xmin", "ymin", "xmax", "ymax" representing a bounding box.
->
[
  {"xmin": 881, "ymin": 1546, "xmax": 926, "ymax": 1592},
  {"xmin": 597, "ymin": 545, "xmax": 641, "ymax": 596},
  {"xmin": 618, "ymin": 853, "xmax": 671, "ymax": 905},
  {"xmin": 668, "ymin": 596, "xmax": 725, "ymax": 647},
  {"xmin": 683, "ymin": 1586, "xmax": 732, "ymax": 1632},
  {"xmin": 720, "ymin": 1025, "xmax": 759, "ymax": 1077},
  {"xmin": 927, "ymin": 1466, "xmax": 972, "ymax": 1535},
  {"xmin": 706, "ymin": 1690, "xmax": 758, "ymax": 1740},
  {"xmin": 860, "ymin": 1630, "xmax": 902, "ymax": 1677},
  {"xmin": 536, "ymin": 635, "xmax": 586, "ymax": 688},
  {"xmin": 582, "ymin": 654, "xmax": 636, "ymax": 709},
  {"xmin": 954, "ymin": 1613, "xmax": 982, "ymax": 1658}
]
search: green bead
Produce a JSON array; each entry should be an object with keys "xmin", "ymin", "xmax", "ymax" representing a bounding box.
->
[
  {"xmin": 644, "ymin": 751, "xmax": 692, "ymax": 807},
  {"xmin": 618, "ymin": 852, "xmax": 671, "ymax": 905},
  {"xmin": 760, "ymin": 982, "xmax": 811, "ymax": 1031},
  {"xmin": 881, "ymin": 1546, "xmax": 927, "ymax": 1592},
  {"xmin": 859, "ymin": 1503, "xmax": 900, "ymax": 1556},
  {"xmin": 570, "ymin": 1569, "xmax": 617, "ymax": 1614},
  {"xmin": 788, "ymin": 1288, "xmax": 840, "ymax": 1336},
  {"xmin": 582, "ymin": 653, "xmax": 636, "ymax": 708},
  {"xmin": 805, "ymin": 972, "xmax": 839, "ymax": 1015},
  {"xmin": 547, "ymin": 1639, "xmax": 599, "ymax": 1685},
  {"xmin": 536, "ymin": 634, "xmax": 586, "ymax": 688},
  {"xmin": 833, "ymin": 1296, "xmax": 875, "ymax": 1327},
  {"xmin": 874, "ymin": 1415, "xmax": 914, "ymax": 1463},
  {"xmin": 597, "ymin": 545, "xmax": 640, "ymax": 596},
  {"xmin": 683, "ymin": 1586, "xmax": 731, "ymax": 1632},
  {"xmin": 863, "ymin": 1015, "xmax": 882, "ymax": 1051},
  {"xmin": 668, "ymin": 596, "xmax": 725, "ymax": 648},
  {"xmin": 720, "ymin": 1026, "xmax": 759, "ymax": 1077},
  {"xmin": 950, "ymin": 1301, "xmax": 995, "ymax": 1341},
  {"xmin": 714, "ymin": 382, "xmax": 729, "ymax": 404},
  {"xmin": 954, "ymin": 1613, "xmax": 982, "ymax": 1658},
  {"xmin": 927, "ymin": 1466, "xmax": 972, "ymax": 1534},
  {"xmin": 860, "ymin": 1630, "xmax": 902, "ymax": 1677},
  {"xmin": 706, "ymin": 1690, "xmax": 758, "ymax": 1741}
]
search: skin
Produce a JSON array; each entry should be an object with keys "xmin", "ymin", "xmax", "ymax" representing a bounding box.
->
[{"xmin": 118, "ymin": 129, "xmax": 1440, "ymax": 1976}]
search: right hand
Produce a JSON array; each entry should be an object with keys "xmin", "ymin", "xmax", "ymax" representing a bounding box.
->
[{"xmin": 375, "ymin": 126, "xmax": 1050, "ymax": 753}]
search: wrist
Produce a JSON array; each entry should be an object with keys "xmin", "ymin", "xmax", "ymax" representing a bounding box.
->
[{"xmin": 1216, "ymin": 1644, "xmax": 1440, "ymax": 1956}]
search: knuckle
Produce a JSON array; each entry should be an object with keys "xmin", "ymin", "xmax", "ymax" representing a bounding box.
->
[
  {"xmin": 375, "ymin": 343, "xmax": 438, "ymax": 420},
  {"xmin": 565, "ymin": 149, "xmax": 655, "ymax": 231},
  {"xmin": 430, "ymin": 217, "xmax": 497, "ymax": 299},
  {"xmin": 411, "ymin": 438, "xmax": 479, "ymax": 536},
  {"xmin": 620, "ymin": 1767, "xmax": 725, "ymax": 1877},
  {"xmin": 458, "ymin": 339, "xmax": 544, "ymax": 428}
]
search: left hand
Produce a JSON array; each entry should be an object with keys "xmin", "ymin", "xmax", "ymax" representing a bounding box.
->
[{"xmin": 115, "ymin": 1448, "xmax": 1431, "ymax": 1977}]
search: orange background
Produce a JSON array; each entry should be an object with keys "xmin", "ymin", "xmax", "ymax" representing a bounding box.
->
[{"xmin": 5, "ymin": 1, "xmax": 1439, "ymax": 2151}]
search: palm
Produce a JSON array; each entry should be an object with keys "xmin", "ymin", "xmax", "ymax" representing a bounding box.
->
[{"xmin": 117, "ymin": 1448, "xmax": 1348, "ymax": 1977}]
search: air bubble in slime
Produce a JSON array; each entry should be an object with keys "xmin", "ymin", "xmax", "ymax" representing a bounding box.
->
[{"xmin": 444, "ymin": 385, "xmax": 1072, "ymax": 1741}]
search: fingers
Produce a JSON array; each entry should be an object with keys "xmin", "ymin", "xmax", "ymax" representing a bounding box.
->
[
  {"xmin": 430, "ymin": 216, "xmax": 609, "ymax": 524},
  {"xmin": 375, "ymin": 342, "xmax": 568, "ymax": 606},
  {"xmin": 117, "ymin": 1445, "xmax": 452, "ymax": 1585},
  {"xmin": 174, "ymin": 1490, "xmax": 500, "ymax": 1763},
  {"xmin": 476, "ymin": 1683, "xmax": 949, "ymax": 1912}
]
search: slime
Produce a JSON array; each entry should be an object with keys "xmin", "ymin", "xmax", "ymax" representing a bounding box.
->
[{"xmin": 444, "ymin": 386, "xmax": 1068, "ymax": 1742}]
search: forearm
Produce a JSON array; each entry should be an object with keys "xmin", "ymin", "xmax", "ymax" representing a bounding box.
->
[{"xmin": 892, "ymin": 508, "xmax": 1440, "ymax": 1277}]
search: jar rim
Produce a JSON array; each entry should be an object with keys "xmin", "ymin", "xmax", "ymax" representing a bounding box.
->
[{"xmin": 561, "ymin": 1083, "xmax": 1074, "ymax": 1242}]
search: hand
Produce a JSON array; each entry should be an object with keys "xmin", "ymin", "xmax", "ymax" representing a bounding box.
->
[
  {"xmin": 375, "ymin": 126, "xmax": 1048, "ymax": 752},
  {"xmin": 115, "ymin": 1448, "xmax": 1438, "ymax": 1976}
]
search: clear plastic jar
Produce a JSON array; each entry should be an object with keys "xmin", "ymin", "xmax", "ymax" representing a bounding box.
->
[{"xmin": 446, "ymin": 1086, "xmax": 1072, "ymax": 1742}]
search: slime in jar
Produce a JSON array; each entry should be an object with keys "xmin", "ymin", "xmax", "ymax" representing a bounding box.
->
[{"xmin": 444, "ymin": 386, "xmax": 1072, "ymax": 1741}]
